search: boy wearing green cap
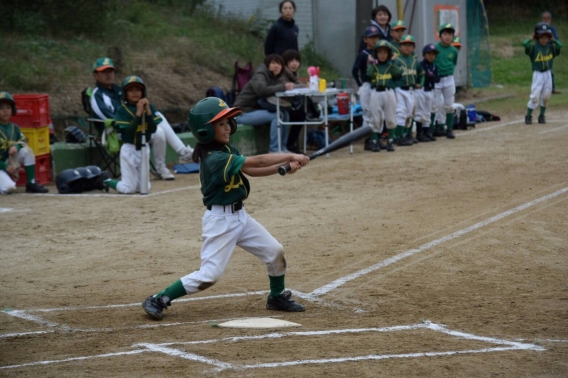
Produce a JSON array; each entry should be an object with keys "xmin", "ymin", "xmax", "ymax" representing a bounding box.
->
[
  {"xmin": 432, "ymin": 24, "xmax": 459, "ymax": 139},
  {"xmin": 0, "ymin": 92, "xmax": 49, "ymax": 194},
  {"xmin": 389, "ymin": 20, "xmax": 407, "ymax": 57}
]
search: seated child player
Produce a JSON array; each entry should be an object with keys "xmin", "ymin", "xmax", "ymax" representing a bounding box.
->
[
  {"xmin": 393, "ymin": 35, "xmax": 423, "ymax": 146},
  {"xmin": 389, "ymin": 20, "xmax": 407, "ymax": 57},
  {"xmin": 432, "ymin": 23, "xmax": 459, "ymax": 139},
  {"xmin": 523, "ymin": 22, "xmax": 562, "ymax": 124},
  {"xmin": 366, "ymin": 40, "xmax": 401, "ymax": 152},
  {"xmin": 104, "ymin": 76, "xmax": 158, "ymax": 194},
  {"xmin": 0, "ymin": 92, "xmax": 49, "ymax": 194},
  {"xmin": 414, "ymin": 44, "xmax": 440, "ymax": 142},
  {"xmin": 142, "ymin": 97, "xmax": 309, "ymax": 320},
  {"xmin": 351, "ymin": 26, "xmax": 380, "ymax": 150}
]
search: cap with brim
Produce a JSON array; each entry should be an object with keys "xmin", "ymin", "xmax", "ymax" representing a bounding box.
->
[
  {"xmin": 451, "ymin": 37, "xmax": 462, "ymax": 47},
  {"xmin": 438, "ymin": 23, "xmax": 455, "ymax": 34},
  {"xmin": 399, "ymin": 34, "xmax": 416, "ymax": 44},
  {"xmin": 391, "ymin": 20, "xmax": 407, "ymax": 30},
  {"xmin": 422, "ymin": 44, "xmax": 439, "ymax": 54},
  {"xmin": 364, "ymin": 26, "xmax": 380, "ymax": 38},
  {"xmin": 208, "ymin": 107, "xmax": 243, "ymax": 124},
  {"xmin": 93, "ymin": 57, "xmax": 115, "ymax": 72}
]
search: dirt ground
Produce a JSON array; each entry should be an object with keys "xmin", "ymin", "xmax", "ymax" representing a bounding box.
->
[{"xmin": 1, "ymin": 110, "xmax": 568, "ymax": 377}]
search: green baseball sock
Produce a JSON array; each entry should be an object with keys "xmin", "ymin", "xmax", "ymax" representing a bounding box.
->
[
  {"xmin": 430, "ymin": 113, "xmax": 436, "ymax": 125},
  {"xmin": 372, "ymin": 132, "xmax": 380, "ymax": 141},
  {"xmin": 396, "ymin": 125, "xmax": 405, "ymax": 139},
  {"xmin": 156, "ymin": 279, "xmax": 187, "ymax": 305},
  {"xmin": 526, "ymin": 108, "xmax": 533, "ymax": 116},
  {"xmin": 388, "ymin": 129, "xmax": 396, "ymax": 142},
  {"xmin": 105, "ymin": 179, "xmax": 119, "ymax": 190},
  {"xmin": 269, "ymin": 275, "xmax": 285, "ymax": 297},
  {"xmin": 539, "ymin": 107, "xmax": 546, "ymax": 116},
  {"xmin": 24, "ymin": 165, "xmax": 36, "ymax": 183},
  {"xmin": 446, "ymin": 113, "xmax": 455, "ymax": 131},
  {"xmin": 405, "ymin": 127, "xmax": 412, "ymax": 137}
]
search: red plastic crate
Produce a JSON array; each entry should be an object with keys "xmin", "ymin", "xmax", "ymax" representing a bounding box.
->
[
  {"xmin": 10, "ymin": 94, "xmax": 51, "ymax": 128},
  {"xmin": 16, "ymin": 153, "xmax": 51, "ymax": 187}
]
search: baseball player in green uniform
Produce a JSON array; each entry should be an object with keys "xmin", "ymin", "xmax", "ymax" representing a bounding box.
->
[
  {"xmin": 524, "ymin": 22, "xmax": 562, "ymax": 124},
  {"xmin": 393, "ymin": 35, "xmax": 424, "ymax": 146},
  {"xmin": 366, "ymin": 40, "xmax": 402, "ymax": 152},
  {"xmin": 142, "ymin": 97, "xmax": 309, "ymax": 320},
  {"xmin": 432, "ymin": 23, "xmax": 459, "ymax": 139},
  {"xmin": 0, "ymin": 92, "xmax": 49, "ymax": 195},
  {"xmin": 389, "ymin": 20, "xmax": 407, "ymax": 57},
  {"xmin": 104, "ymin": 76, "xmax": 159, "ymax": 193}
]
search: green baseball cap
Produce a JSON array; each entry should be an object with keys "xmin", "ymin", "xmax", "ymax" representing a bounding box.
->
[
  {"xmin": 391, "ymin": 20, "xmax": 407, "ymax": 30},
  {"xmin": 400, "ymin": 34, "xmax": 416, "ymax": 44},
  {"xmin": 438, "ymin": 23, "xmax": 455, "ymax": 34},
  {"xmin": 92, "ymin": 57, "xmax": 115, "ymax": 72}
]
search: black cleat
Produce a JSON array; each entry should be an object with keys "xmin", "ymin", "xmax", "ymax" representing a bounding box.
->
[
  {"xmin": 26, "ymin": 182, "xmax": 49, "ymax": 193},
  {"xmin": 525, "ymin": 115, "xmax": 532, "ymax": 125},
  {"xmin": 266, "ymin": 290, "xmax": 305, "ymax": 312},
  {"xmin": 371, "ymin": 140, "xmax": 380, "ymax": 152},
  {"xmin": 433, "ymin": 128, "xmax": 446, "ymax": 137},
  {"xmin": 386, "ymin": 141, "xmax": 395, "ymax": 151},
  {"xmin": 538, "ymin": 115, "xmax": 546, "ymax": 124},
  {"xmin": 446, "ymin": 129, "xmax": 455, "ymax": 139},
  {"xmin": 142, "ymin": 295, "xmax": 168, "ymax": 320},
  {"xmin": 364, "ymin": 138, "xmax": 373, "ymax": 151},
  {"xmin": 397, "ymin": 135, "xmax": 413, "ymax": 146},
  {"xmin": 416, "ymin": 132, "xmax": 429, "ymax": 142}
]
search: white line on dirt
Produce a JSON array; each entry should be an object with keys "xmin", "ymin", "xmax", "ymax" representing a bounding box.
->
[
  {"xmin": 33, "ymin": 184, "xmax": 200, "ymax": 198},
  {"xmin": 137, "ymin": 343, "xmax": 234, "ymax": 369},
  {"xmin": 0, "ymin": 208, "xmax": 31, "ymax": 213},
  {"xmin": 458, "ymin": 119, "xmax": 524, "ymax": 136},
  {"xmin": 0, "ymin": 350, "xmax": 146, "ymax": 370},
  {"xmin": 308, "ymin": 186, "xmax": 568, "ymax": 298},
  {"xmin": 537, "ymin": 124, "xmax": 568, "ymax": 134},
  {"xmin": 3, "ymin": 310, "xmax": 61, "ymax": 328}
]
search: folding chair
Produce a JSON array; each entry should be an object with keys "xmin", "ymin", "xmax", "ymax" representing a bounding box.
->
[{"xmin": 81, "ymin": 88, "xmax": 159, "ymax": 179}]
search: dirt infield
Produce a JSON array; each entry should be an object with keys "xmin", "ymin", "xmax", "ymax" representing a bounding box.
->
[{"xmin": 2, "ymin": 111, "xmax": 567, "ymax": 377}]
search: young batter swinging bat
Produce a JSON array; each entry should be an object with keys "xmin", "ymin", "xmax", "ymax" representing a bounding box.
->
[{"xmin": 278, "ymin": 125, "xmax": 372, "ymax": 175}]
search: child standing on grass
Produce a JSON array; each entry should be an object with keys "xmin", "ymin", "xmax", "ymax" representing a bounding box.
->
[
  {"xmin": 0, "ymin": 92, "xmax": 49, "ymax": 195},
  {"xmin": 523, "ymin": 22, "xmax": 562, "ymax": 125},
  {"xmin": 366, "ymin": 40, "xmax": 401, "ymax": 152},
  {"xmin": 142, "ymin": 97, "xmax": 309, "ymax": 320}
]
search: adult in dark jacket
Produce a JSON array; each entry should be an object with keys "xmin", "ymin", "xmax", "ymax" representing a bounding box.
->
[
  {"xmin": 264, "ymin": 1, "xmax": 299, "ymax": 56},
  {"xmin": 358, "ymin": 5, "xmax": 393, "ymax": 53},
  {"xmin": 234, "ymin": 54, "xmax": 295, "ymax": 153}
]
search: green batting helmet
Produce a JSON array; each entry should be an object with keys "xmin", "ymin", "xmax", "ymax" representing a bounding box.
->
[
  {"xmin": 0, "ymin": 91, "xmax": 17, "ymax": 116},
  {"xmin": 122, "ymin": 75, "xmax": 146, "ymax": 98},
  {"xmin": 438, "ymin": 23, "xmax": 455, "ymax": 36},
  {"xmin": 400, "ymin": 34, "xmax": 416, "ymax": 44},
  {"xmin": 188, "ymin": 97, "xmax": 242, "ymax": 144}
]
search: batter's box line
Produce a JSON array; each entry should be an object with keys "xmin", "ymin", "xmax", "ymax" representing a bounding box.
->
[{"xmin": 0, "ymin": 321, "xmax": 544, "ymax": 371}]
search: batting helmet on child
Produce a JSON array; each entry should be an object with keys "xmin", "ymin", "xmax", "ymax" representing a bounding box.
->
[
  {"xmin": 122, "ymin": 76, "xmax": 147, "ymax": 98},
  {"xmin": 188, "ymin": 97, "xmax": 242, "ymax": 144},
  {"xmin": 0, "ymin": 92, "xmax": 17, "ymax": 116}
]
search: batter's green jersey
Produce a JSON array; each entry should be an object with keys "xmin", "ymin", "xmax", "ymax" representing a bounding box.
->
[
  {"xmin": 393, "ymin": 54, "xmax": 424, "ymax": 87},
  {"xmin": 523, "ymin": 38, "xmax": 562, "ymax": 71},
  {"xmin": 366, "ymin": 61, "xmax": 402, "ymax": 89},
  {"xmin": 115, "ymin": 102, "xmax": 160, "ymax": 147},
  {"xmin": 0, "ymin": 122, "xmax": 25, "ymax": 171},
  {"xmin": 200, "ymin": 144, "xmax": 250, "ymax": 207},
  {"xmin": 434, "ymin": 42, "xmax": 459, "ymax": 77}
]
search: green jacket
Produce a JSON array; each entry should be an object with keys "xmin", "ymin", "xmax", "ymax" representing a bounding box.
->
[
  {"xmin": 366, "ymin": 60, "xmax": 402, "ymax": 89},
  {"xmin": 0, "ymin": 122, "xmax": 25, "ymax": 171},
  {"xmin": 233, "ymin": 64, "xmax": 287, "ymax": 113},
  {"xmin": 115, "ymin": 102, "xmax": 160, "ymax": 148},
  {"xmin": 434, "ymin": 42, "xmax": 459, "ymax": 77},
  {"xmin": 523, "ymin": 38, "xmax": 562, "ymax": 71},
  {"xmin": 393, "ymin": 54, "xmax": 423, "ymax": 87}
]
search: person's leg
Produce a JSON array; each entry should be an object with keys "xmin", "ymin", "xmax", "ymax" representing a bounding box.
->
[
  {"xmin": 150, "ymin": 126, "xmax": 175, "ymax": 180},
  {"xmin": 359, "ymin": 83, "xmax": 372, "ymax": 128},
  {"xmin": 526, "ymin": 71, "xmax": 542, "ymax": 124},
  {"xmin": 442, "ymin": 76, "xmax": 456, "ymax": 138},
  {"xmin": 155, "ymin": 112, "xmax": 191, "ymax": 154},
  {"xmin": 17, "ymin": 146, "xmax": 48, "ymax": 193},
  {"xmin": 113, "ymin": 144, "xmax": 146, "ymax": 194},
  {"xmin": 538, "ymin": 71, "xmax": 552, "ymax": 124},
  {"xmin": 0, "ymin": 170, "xmax": 17, "ymax": 195},
  {"xmin": 237, "ymin": 110, "xmax": 285, "ymax": 153},
  {"xmin": 384, "ymin": 90, "xmax": 397, "ymax": 151},
  {"xmin": 287, "ymin": 109, "xmax": 305, "ymax": 152}
]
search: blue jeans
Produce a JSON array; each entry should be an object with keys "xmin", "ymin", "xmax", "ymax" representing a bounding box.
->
[{"xmin": 236, "ymin": 110, "xmax": 289, "ymax": 152}]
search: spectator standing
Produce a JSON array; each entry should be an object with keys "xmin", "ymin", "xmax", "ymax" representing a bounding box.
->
[
  {"xmin": 358, "ymin": 5, "xmax": 393, "ymax": 53},
  {"xmin": 264, "ymin": 1, "xmax": 299, "ymax": 56}
]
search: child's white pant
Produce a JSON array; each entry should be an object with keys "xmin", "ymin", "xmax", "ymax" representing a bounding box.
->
[
  {"xmin": 414, "ymin": 89, "xmax": 434, "ymax": 127},
  {"xmin": 433, "ymin": 75, "xmax": 456, "ymax": 117},
  {"xmin": 358, "ymin": 83, "xmax": 372, "ymax": 128},
  {"xmin": 151, "ymin": 112, "xmax": 188, "ymax": 171},
  {"xmin": 116, "ymin": 143, "xmax": 152, "ymax": 194},
  {"xmin": 0, "ymin": 146, "xmax": 36, "ymax": 194},
  {"xmin": 527, "ymin": 70, "xmax": 552, "ymax": 109},
  {"xmin": 369, "ymin": 89, "xmax": 397, "ymax": 132},
  {"xmin": 396, "ymin": 88, "xmax": 415, "ymax": 126},
  {"xmin": 180, "ymin": 206, "xmax": 286, "ymax": 294}
]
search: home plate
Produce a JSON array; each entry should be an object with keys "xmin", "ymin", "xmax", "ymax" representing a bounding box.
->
[{"xmin": 216, "ymin": 317, "xmax": 302, "ymax": 329}]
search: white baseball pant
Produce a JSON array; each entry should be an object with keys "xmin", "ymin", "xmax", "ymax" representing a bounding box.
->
[
  {"xmin": 358, "ymin": 83, "xmax": 372, "ymax": 129},
  {"xmin": 527, "ymin": 70, "xmax": 552, "ymax": 109},
  {"xmin": 151, "ymin": 112, "xmax": 192, "ymax": 172},
  {"xmin": 0, "ymin": 146, "xmax": 36, "ymax": 195},
  {"xmin": 396, "ymin": 88, "xmax": 415, "ymax": 126},
  {"xmin": 116, "ymin": 143, "xmax": 152, "ymax": 194},
  {"xmin": 369, "ymin": 89, "xmax": 397, "ymax": 132},
  {"xmin": 414, "ymin": 89, "xmax": 434, "ymax": 127},
  {"xmin": 433, "ymin": 75, "xmax": 456, "ymax": 116},
  {"xmin": 180, "ymin": 206, "xmax": 286, "ymax": 294}
]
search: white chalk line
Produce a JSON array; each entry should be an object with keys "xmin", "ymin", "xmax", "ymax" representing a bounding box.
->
[
  {"xmin": 537, "ymin": 124, "xmax": 568, "ymax": 134},
  {"xmin": 308, "ymin": 186, "xmax": 568, "ymax": 298},
  {"xmin": 1, "ymin": 321, "xmax": 543, "ymax": 371},
  {"xmin": 457, "ymin": 119, "xmax": 524, "ymax": 136},
  {"xmin": 0, "ymin": 208, "xmax": 31, "ymax": 214},
  {"xmin": 33, "ymin": 184, "xmax": 200, "ymax": 198}
]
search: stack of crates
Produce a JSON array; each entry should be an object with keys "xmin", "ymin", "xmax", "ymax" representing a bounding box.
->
[{"xmin": 10, "ymin": 94, "xmax": 52, "ymax": 186}]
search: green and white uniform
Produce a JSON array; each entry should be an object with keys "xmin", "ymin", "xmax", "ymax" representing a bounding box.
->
[
  {"xmin": 432, "ymin": 42, "xmax": 459, "ymax": 131},
  {"xmin": 523, "ymin": 38, "xmax": 562, "ymax": 110},
  {"xmin": 0, "ymin": 122, "xmax": 37, "ymax": 194},
  {"xmin": 393, "ymin": 53, "xmax": 423, "ymax": 137},
  {"xmin": 366, "ymin": 59, "xmax": 401, "ymax": 137}
]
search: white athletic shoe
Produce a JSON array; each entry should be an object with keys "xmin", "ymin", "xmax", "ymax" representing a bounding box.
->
[
  {"xmin": 179, "ymin": 145, "xmax": 194, "ymax": 164},
  {"xmin": 157, "ymin": 167, "xmax": 175, "ymax": 181}
]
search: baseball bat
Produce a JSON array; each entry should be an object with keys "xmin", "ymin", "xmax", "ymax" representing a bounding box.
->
[
  {"xmin": 278, "ymin": 125, "xmax": 373, "ymax": 175},
  {"xmin": 139, "ymin": 109, "xmax": 149, "ymax": 195}
]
